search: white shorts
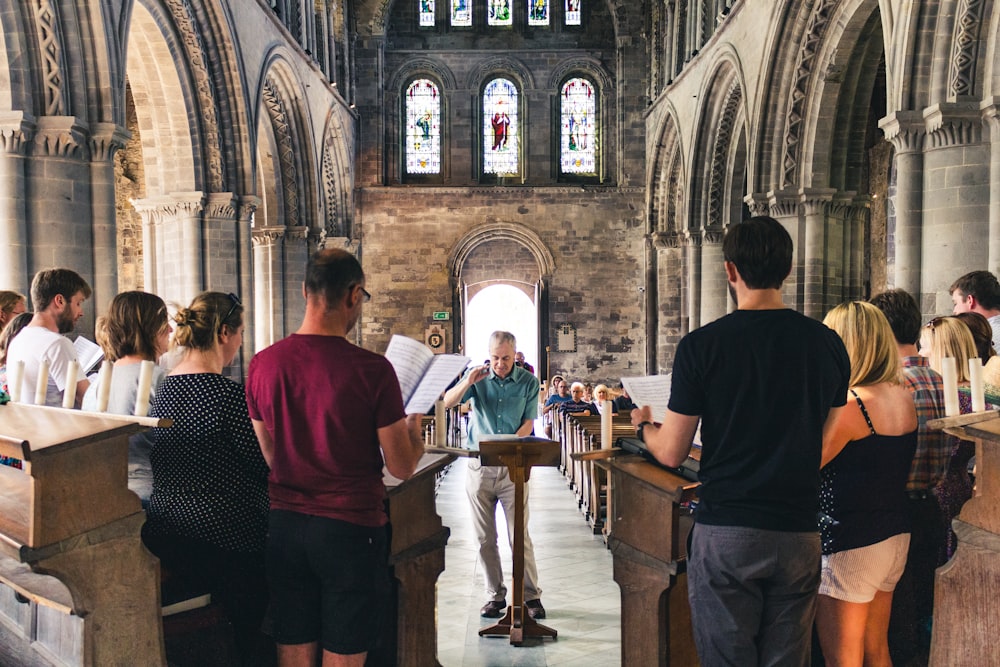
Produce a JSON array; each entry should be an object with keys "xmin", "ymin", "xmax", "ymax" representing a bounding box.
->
[{"xmin": 820, "ymin": 533, "xmax": 910, "ymax": 603}]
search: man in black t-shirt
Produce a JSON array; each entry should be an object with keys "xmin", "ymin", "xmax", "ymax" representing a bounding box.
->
[{"xmin": 632, "ymin": 216, "xmax": 850, "ymax": 666}]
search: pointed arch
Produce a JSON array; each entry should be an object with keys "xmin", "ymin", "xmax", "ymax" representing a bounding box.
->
[{"xmin": 647, "ymin": 106, "xmax": 685, "ymax": 236}]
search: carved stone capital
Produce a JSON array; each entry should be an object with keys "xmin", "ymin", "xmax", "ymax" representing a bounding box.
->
[
  {"xmin": 879, "ymin": 111, "xmax": 925, "ymax": 153},
  {"xmin": 33, "ymin": 116, "xmax": 88, "ymax": 159},
  {"xmin": 799, "ymin": 188, "xmax": 837, "ymax": 216},
  {"xmin": 131, "ymin": 192, "xmax": 205, "ymax": 225},
  {"xmin": 980, "ymin": 99, "xmax": 1000, "ymax": 142},
  {"xmin": 651, "ymin": 231, "xmax": 680, "ymax": 249},
  {"xmin": 924, "ymin": 102, "xmax": 982, "ymax": 148},
  {"xmin": 0, "ymin": 111, "xmax": 36, "ymax": 155},
  {"xmin": 703, "ymin": 229, "xmax": 725, "ymax": 244},
  {"xmin": 767, "ymin": 190, "xmax": 800, "ymax": 218},
  {"xmin": 319, "ymin": 236, "xmax": 353, "ymax": 251},
  {"xmin": 237, "ymin": 195, "xmax": 261, "ymax": 222},
  {"xmin": 251, "ymin": 227, "xmax": 286, "ymax": 246},
  {"xmin": 286, "ymin": 226, "xmax": 309, "ymax": 241},
  {"xmin": 743, "ymin": 193, "xmax": 771, "ymax": 217},
  {"xmin": 684, "ymin": 230, "xmax": 703, "ymax": 248},
  {"xmin": 827, "ymin": 191, "xmax": 859, "ymax": 218},
  {"xmin": 204, "ymin": 193, "xmax": 236, "ymax": 220},
  {"xmin": 88, "ymin": 122, "xmax": 130, "ymax": 162}
]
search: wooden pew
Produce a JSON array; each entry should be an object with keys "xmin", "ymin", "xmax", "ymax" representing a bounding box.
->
[
  {"xmin": 561, "ymin": 414, "xmax": 633, "ymax": 531},
  {"xmin": 0, "ymin": 403, "xmax": 166, "ymax": 666},
  {"xmin": 608, "ymin": 455, "xmax": 699, "ymax": 666}
]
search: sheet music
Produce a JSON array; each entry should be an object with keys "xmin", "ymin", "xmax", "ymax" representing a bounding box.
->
[
  {"xmin": 621, "ymin": 374, "xmax": 672, "ymax": 420},
  {"xmin": 385, "ymin": 335, "xmax": 432, "ymax": 404},
  {"xmin": 406, "ymin": 355, "xmax": 471, "ymax": 414},
  {"xmin": 73, "ymin": 335, "xmax": 105, "ymax": 376}
]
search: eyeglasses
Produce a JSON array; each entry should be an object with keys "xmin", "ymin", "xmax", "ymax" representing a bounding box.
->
[
  {"xmin": 358, "ymin": 286, "xmax": 372, "ymax": 303},
  {"xmin": 926, "ymin": 316, "xmax": 947, "ymax": 331},
  {"xmin": 220, "ymin": 293, "xmax": 241, "ymax": 331}
]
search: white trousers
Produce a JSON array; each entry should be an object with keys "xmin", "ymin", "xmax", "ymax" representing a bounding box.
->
[{"xmin": 465, "ymin": 461, "xmax": 541, "ymax": 602}]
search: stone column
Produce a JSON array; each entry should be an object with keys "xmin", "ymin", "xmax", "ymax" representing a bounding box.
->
[
  {"xmin": 850, "ymin": 196, "xmax": 871, "ymax": 300},
  {"xmin": 89, "ymin": 122, "xmax": 130, "ymax": 315},
  {"xmin": 131, "ymin": 193, "xmax": 204, "ymax": 305},
  {"xmin": 0, "ymin": 112, "xmax": 34, "ymax": 293},
  {"xmin": 800, "ymin": 189, "xmax": 835, "ymax": 319},
  {"xmin": 879, "ymin": 112, "xmax": 925, "ymax": 295},
  {"xmin": 700, "ymin": 229, "xmax": 727, "ymax": 323},
  {"xmin": 685, "ymin": 231, "xmax": 702, "ymax": 331},
  {"xmin": 237, "ymin": 196, "xmax": 259, "ymax": 360},
  {"xmin": 653, "ymin": 231, "xmax": 683, "ymax": 371},
  {"xmin": 252, "ymin": 228, "xmax": 285, "ymax": 352},
  {"xmin": 284, "ymin": 226, "xmax": 310, "ymax": 335},
  {"xmin": 981, "ymin": 102, "xmax": 1000, "ymax": 273},
  {"xmin": 826, "ymin": 191, "xmax": 856, "ymax": 305},
  {"xmin": 202, "ymin": 193, "xmax": 238, "ymax": 293},
  {"xmin": 767, "ymin": 191, "xmax": 801, "ymax": 311}
]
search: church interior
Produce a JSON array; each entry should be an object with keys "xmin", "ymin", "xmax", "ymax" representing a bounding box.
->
[{"xmin": 2, "ymin": 0, "xmax": 1000, "ymax": 665}]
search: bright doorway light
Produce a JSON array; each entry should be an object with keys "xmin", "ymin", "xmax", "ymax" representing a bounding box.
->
[{"xmin": 465, "ymin": 284, "xmax": 538, "ymax": 370}]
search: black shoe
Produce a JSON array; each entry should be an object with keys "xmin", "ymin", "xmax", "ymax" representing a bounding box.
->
[
  {"xmin": 480, "ymin": 599, "xmax": 506, "ymax": 618},
  {"xmin": 525, "ymin": 599, "xmax": 546, "ymax": 620}
]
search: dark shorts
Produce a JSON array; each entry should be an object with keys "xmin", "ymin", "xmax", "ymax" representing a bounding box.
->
[{"xmin": 266, "ymin": 509, "xmax": 390, "ymax": 655}]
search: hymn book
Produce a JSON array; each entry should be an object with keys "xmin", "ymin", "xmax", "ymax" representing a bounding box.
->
[
  {"xmin": 385, "ymin": 334, "xmax": 471, "ymax": 414},
  {"xmin": 73, "ymin": 335, "xmax": 105, "ymax": 376}
]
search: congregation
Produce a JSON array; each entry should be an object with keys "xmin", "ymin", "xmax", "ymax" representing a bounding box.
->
[{"xmin": 0, "ymin": 238, "xmax": 998, "ymax": 666}]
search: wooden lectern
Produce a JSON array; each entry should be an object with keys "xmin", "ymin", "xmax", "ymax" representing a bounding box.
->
[
  {"xmin": 477, "ymin": 436, "xmax": 560, "ymax": 645},
  {"xmin": 927, "ymin": 410, "xmax": 1000, "ymax": 663},
  {"xmin": 0, "ymin": 403, "xmax": 167, "ymax": 666}
]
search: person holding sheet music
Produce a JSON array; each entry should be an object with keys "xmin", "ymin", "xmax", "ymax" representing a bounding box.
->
[
  {"xmin": 631, "ymin": 217, "xmax": 850, "ymax": 666},
  {"xmin": 143, "ymin": 291, "xmax": 271, "ymax": 665},
  {"xmin": 6, "ymin": 268, "xmax": 91, "ymax": 407},
  {"xmin": 82, "ymin": 291, "xmax": 171, "ymax": 504},
  {"xmin": 246, "ymin": 249, "xmax": 425, "ymax": 667},
  {"xmin": 442, "ymin": 330, "xmax": 546, "ymax": 621}
]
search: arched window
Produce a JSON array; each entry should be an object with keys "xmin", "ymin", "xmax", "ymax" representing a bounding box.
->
[
  {"xmin": 483, "ymin": 78, "xmax": 519, "ymax": 175},
  {"xmin": 419, "ymin": 0, "xmax": 435, "ymax": 26},
  {"xmin": 488, "ymin": 0, "xmax": 512, "ymax": 26},
  {"xmin": 527, "ymin": 0, "xmax": 549, "ymax": 26},
  {"xmin": 405, "ymin": 79, "xmax": 442, "ymax": 175},
  {"xmin": 451, "ymin": 0, "xmax": 472, "ymax": 26},
  {"xmin": 560, "ymin": 77, "xmax": 597, "ymax": 175}
]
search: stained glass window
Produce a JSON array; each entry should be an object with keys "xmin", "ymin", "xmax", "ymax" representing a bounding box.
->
[
  {"xmin": 405, "ymin": 79, "xmax": 441, "ymax": 174},
  {"xmin": 451, "ymin": 0, "xmax": 471, "ymax": 26},
  {"xmin": 560, "ymin": 77, "xmax": 596, "ymax": 174},
  {"xmin": 488, "ymin": 0, "xmax": 512, "ymax": 25},
  {"xmin": 419, "ymin": 0, "xmax": 435, "ymax": 26},
  {"xmin": 527, "ymin": 0, "xmax": 549, "ymax": 25},
  {"xmin": 565, "ymin": 0, "xmax": 581, "ymax": 25},
  {"xmin": 483, "ymin": 78, "xmax": 519, "ymax": 175}
]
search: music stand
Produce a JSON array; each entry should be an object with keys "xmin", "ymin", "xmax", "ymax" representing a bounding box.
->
[{"xmin": 477, "ymin": 436, "xmax": 560, "ymax": 645}]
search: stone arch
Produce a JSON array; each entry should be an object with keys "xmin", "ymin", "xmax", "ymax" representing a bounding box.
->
[
  {"xmin": 466, "ymin": 56, "xmax": 536, "ymax": 92},
  {"xmin": 387, "ymin": 56, "xmax": 458, "ymax": 92},
  {"xmin": 386, "ymin": 59, "xmax": 454, "ymax": 184},
  {"xmin": 0, "ymin": 8, "xmax": 32, "ymax": 111},
  {"xmin": 320, "ymin": 106, "xmax": 355, "ymax": 241},
  {"xmin": 548, "ymin": 56, "xmax": 614, "ymax": 91},
  {"xmin": 647, "ymin": 107, "xmax": 685, "ymax": 236},
  {"xmin": 448, "ymin": 222, "xmax": 556, "ymax": 281},
  {"xmin": 690, "ymin": 56, "xmax": 745, "ymax": 231}
]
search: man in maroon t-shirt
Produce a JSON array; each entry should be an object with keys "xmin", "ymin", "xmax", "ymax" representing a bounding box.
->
[{"xmin": 246, "ymin": 248, "xmax": 424, "ymax": 667}]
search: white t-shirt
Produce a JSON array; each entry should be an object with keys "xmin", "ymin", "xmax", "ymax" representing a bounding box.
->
[
  {"xmin": 989, "ymin": 314, "xmax": 1000, "ymax": 355},
  {"xmin": 7, "ymin": 326, "xmax": 78, "ymax": 407}
]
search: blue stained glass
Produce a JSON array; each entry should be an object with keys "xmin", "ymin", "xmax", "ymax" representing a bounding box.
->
[
  {"xmin": 405, "ymin": 79, "xmax": 441, "ymax": 174},
  {"xmin": 419, "ymin": 0, "xmax": 435, "ymax": 26},
  {"xmin": 528, "ymin": 0, "xmax": 549, "ymax": 25},
  {"xmin": 565, "ymin": 0, "xmax": 581, "ymax": 25},
  {"xmin": 452, "ymin": 0, "xmax": 471, "ymax": 26},
  {"xmin": 560, "ymin": 78, "xmax": 597, "ymax": 174},
  {"xmin": 483, "ymin": 79, "xmax": 519, "ymax": 175},
  {"xmin": 488, "ymin": 0, "xmax": 512, "ymax": 25}
]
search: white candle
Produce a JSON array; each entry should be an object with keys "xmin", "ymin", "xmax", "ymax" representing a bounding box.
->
[
  {"xmin": 435, "ymin": 398, "xmax": 447, "ymax": 448},
  {"xmin": 34, "ymin": 358, "xmax": 50, "ymax": 405},
  {"xmin": 95, "ymin": 361, "xmax": 113, "ymax": 412},
  {"xmin": 133, "ymin": 360, "xmax": 154, "ymax": 416},
  {"xmin": 970, "ymin": 357, "xmax": 986, "ymax": 413},
  {"xmin": 601, "ymin": 400, "xmax": 613, "ymax": 449},
  {"xmin": 942, "ymin": 357, "xmax": 960, "ymax": 417},
  {"xmin": 62, "ymin": 360, "xmax": 79, "ymax": 409},
  {"xmin": 7, "ymin": 360, "xmax": 23, "ymax": 402}
]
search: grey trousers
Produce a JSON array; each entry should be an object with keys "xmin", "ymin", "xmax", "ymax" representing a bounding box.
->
[
  {"xmin": 465, "ymin": 460, "xmax": 541, "ymax": 602},
  {"xmin": 688, "ymin": 523, "xmax": 821, "ymax": 667}
]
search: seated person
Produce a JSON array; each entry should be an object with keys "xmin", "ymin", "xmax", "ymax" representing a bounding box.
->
[
  {"xmin": 613, "ymin": 383, "xmax": 636, "ymax": 412},
  {"xmin": 542, "ymin": 376, "xmax": 571, "ymax": 437},
  {"xmin": 560, "ymin": 382, "xmax": 595, "ymax": 417},
  {"xmin": 82, "ymin": 291, "xmax": 170, "ymax": 502},
  {"xmin": 143, "ymin": 292, "xmax": 270, "ymax": 664},
  {"xmin": 592, "ymin": 384, "xmax": 618, "ymax": 415}
]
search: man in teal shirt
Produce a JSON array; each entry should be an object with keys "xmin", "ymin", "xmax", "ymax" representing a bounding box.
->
[{"xmin": 443, "ymin": 330, "xmax": 545, "ymax": 620}]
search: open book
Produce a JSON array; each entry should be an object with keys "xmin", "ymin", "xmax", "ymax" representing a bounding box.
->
[
  {"xmin": 620, "ymin": 374, "xmax": 672, "ymax": 421},
  {"xmin": 73, "ymin": 335, "xmax": 105, "ymax": 376},
  {"xmin": 385, "ymin": 335, "xmax": 471, "ymax": 414}
]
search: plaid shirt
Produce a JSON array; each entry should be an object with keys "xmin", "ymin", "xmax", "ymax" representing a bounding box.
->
[{"xmin": 901, "ymin": 357, "xmax": 948, "ymax": 491}]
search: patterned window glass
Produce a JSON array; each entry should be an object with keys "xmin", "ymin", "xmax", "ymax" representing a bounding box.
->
[
  {"xmin": 483, "ymin": 78, "xmax": 519, "ymax": 175},
  {"xmin": 527, "ymin": 0, "xmax": 549, "ymax": 26},
  {"xmin": 565, "ymin": 0, "xmax": 581, "ymax": 25},
  {"xmin": 560, "ymin": 77, "xmax": 597, "ymax": 174},
  {"xmin": 488, "ymin": 0, "xmax": 512, "ymax": 25},
  {"xmin": 405, "ymin": 79, "xmax": 441, "ymax": 174},
  {"xmin": 419, "ymin": 0, "xmax": 435, "ymax": 26},
  {"xmin": 451, "ymin": 0, "xmax": 471, "ymax": 26}
]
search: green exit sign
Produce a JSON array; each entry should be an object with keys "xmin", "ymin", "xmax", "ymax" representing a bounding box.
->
[{"xmin": 433, "ymin": 311, "xmax": 450, "ymax": 321}]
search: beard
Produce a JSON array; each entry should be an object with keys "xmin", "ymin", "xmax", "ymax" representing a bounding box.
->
[{"xmin": 56, "ymin": 303, "xmax": 75, "ymax": 333}]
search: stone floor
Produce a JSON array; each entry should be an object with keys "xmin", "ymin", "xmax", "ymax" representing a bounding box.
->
[{"xmin": 435, "ymin": 460, "xmax": 622, "ymax": 666}]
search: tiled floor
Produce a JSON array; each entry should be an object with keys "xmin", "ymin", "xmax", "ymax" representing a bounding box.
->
[{"xmin": 435, "ymin": 460, "xmax": 622, "ymax": 666}]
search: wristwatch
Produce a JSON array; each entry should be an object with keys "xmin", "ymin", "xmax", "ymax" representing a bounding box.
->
[{"xmin": 636, "ymin": 421, "xmax": 653, "ymax": 442}]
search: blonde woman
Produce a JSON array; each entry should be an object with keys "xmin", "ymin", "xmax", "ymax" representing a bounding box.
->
[
  {"xmin": 0, "ymin": 291, "xmax": 26, "ymax": 328},
  {"xmin": 592, "ymin": 384, "xmax": 618, "ymax": 415},
  {"xmin": 817, "ymin": 302, "xmax": 917, "ymax": 667}
]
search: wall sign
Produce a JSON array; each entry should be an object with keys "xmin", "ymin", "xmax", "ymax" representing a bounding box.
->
[{"xmin": 556, "ymin": 324, "xmax": 576, "ymax": 352}]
